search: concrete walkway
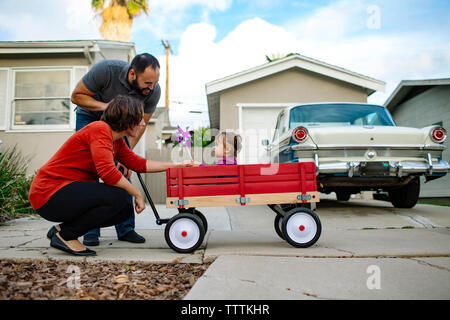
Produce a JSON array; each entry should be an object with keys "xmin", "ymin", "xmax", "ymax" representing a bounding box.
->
[{"xmin": 1, "ymin": 198, "xmax": 449, "ymax": 299}]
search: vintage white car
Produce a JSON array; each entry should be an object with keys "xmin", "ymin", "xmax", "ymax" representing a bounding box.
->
[{"xmin": 264, "ymin": 103, "xmax": 449, "ymax": 208}]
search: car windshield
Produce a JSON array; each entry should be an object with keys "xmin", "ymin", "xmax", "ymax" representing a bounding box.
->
[{"xmin": 289, "ymin": 104, "xmax": 396, "ymax": 128}]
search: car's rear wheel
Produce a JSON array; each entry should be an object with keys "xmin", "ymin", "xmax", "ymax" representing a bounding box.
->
[{"xmin": 389, "ymin": 178, "xmax": 420, "ymax": 208}]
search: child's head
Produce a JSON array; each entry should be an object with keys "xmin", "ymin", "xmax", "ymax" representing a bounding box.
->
[{"xmin": 213, "ymin": 131, "xmax": 242, "ymax": 159}]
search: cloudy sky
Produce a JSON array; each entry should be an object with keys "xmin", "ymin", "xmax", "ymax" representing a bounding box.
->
[{"xmin": 1, "ymin": 0, "xmax": 449, "ymax": 128}]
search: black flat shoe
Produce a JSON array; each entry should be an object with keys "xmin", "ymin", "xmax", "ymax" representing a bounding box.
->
[
  {"xmin": 118, "ymin": 230, "xmax": 146, "ymax": 243},
  {"xmin": 46, "ymin": 225, "xmax": 60, "ymax": 240},
  {"xmin": 50, "ymin": 234, "xmax": 96, "ymax": 256}
]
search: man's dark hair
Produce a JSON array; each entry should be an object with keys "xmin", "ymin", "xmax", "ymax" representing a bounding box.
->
[
  {"xmin": 130, "ymin": 53, "xmax": 160, "ymax": 74},
  {"xmin": 101, "ymin": 95, "xmax": 144, "ymax": 132}
]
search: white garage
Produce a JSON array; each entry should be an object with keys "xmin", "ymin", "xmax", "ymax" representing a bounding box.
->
[{"xmin": 238, "ymin": 103, "xmax": 288, "ymax": 163}]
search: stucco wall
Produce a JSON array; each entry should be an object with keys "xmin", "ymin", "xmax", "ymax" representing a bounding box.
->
[
  {"xmin": 219, "ymin": 68, "xmax": 368, "ymax": 130},
  {"xmin": 0, "ymin": 131, "xmax": 73, "ymax": 175},
  {"xmin": 391, "ymin": 85, "xmax": 450, "ymax": 197}
]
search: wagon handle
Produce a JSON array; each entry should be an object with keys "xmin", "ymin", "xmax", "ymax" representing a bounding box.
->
[{"xmin": 123, "ymin": 136, "xmax": 169, "ymax": 225}]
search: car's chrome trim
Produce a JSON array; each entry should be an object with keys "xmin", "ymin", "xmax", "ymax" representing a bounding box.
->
[
  {"xmin": 310, "ymin": 144, "xmax": 446, "ymax": 150},
  {"xmin": 311, "ymin": 156, "xmax": 450, "ymax": 177},
  {"xmin": 291, "ymin": 144, "xmax": 318, "ymax": 151}
]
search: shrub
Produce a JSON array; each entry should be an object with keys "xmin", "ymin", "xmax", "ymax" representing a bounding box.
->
[{"xmin": 0, "ymin": 145, "xmax": 35, "ymax": 223}]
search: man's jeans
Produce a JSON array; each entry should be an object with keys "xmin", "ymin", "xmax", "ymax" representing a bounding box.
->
[{"xmin": 76, "ymin": 112, "xmax": 135, "ymax": 238}]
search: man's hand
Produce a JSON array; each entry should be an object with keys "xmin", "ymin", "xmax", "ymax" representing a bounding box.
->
[
  {"xmin": 134, "ymin": 194, "xmax": 145, "ymax": 214},
  {"xmin": 117, "ymin": 162, "xmax": 132, "ymax": 179}
]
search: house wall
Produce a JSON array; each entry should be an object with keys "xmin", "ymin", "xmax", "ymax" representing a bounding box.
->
[
  {"xmin": 219, "ymin": 68, "xmax": 368, "ymax": 130},
  {"xmin": 391, "ymin": 85, "xmax": 450, "ymax": 197},
  {"xmin": 0, "ymin": 132, "xmax": 72, "ymax": 174}
]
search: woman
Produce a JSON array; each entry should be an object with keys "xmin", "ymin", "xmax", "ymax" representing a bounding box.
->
[{"xmin": 29, "ymin": 95, "xmax": 196, "ymax": 256}]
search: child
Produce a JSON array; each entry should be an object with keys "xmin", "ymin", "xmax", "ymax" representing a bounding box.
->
[{"xmin": 212, "ymin": 131, "xmax": 242, "ymax": 165}]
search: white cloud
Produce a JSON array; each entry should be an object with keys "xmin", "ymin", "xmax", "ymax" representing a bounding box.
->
[
  {"xmin": 151, "ymin": 0, "xmax": 231, "ymax": 12},
  {"xmin": 133, "ymin": 0, "xmax": 232, "ymax": 39},
  {"xmin": 281, "ymin": 0, "xmax": 449, "ymax": 104},
  {"xmin": 0, "ymin": 0, "xmax": 100, "ymax": 40}
]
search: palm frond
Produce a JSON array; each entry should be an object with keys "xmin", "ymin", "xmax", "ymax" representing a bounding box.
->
[
  {"xmin": 127, "ymin": 0, "xmax": 149, "ymax": 17},
  {"xmin": 91, "ymin": 0, "xmax": 106, "ymax": 12}
]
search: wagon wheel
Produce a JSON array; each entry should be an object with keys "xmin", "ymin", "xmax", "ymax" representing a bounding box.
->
[
  {"xmin": 274, "ymin": 214, "xmax": 285, "ymax": 240},
  {"xmin": 178, "ymin": 208, "xmax": 208, "ymax": 233},
  {"xmin": 165, "ymin": 213, "xmax": 205, "ymax": 253},
  {"xmin": 282, "ymin": 207, "xmax": 322, "ymax": 248}
]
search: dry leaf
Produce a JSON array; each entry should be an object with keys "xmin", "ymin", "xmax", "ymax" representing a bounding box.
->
[{"xmin": 114, "ymin": 274, "xmax": 129, "ymax": 284}]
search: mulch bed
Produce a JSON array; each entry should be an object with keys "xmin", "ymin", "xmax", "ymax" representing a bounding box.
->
[{"xmin": 0, "ymin": 259, "xmax": 211, "ymax": 300}]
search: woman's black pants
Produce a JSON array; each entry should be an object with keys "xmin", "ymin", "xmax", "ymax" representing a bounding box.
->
[{"xmin": 36, "ymin": 181, "xmax": 133, "ymax": 241}]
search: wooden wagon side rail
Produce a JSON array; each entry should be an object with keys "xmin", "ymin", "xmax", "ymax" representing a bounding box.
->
[{"xmin": 166, "ymin": 191, "xmax": 319, "ymax": 208}]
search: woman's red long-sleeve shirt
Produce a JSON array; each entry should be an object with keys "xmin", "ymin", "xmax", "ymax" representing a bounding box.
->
[{"xmin": 29, "ymin": 121, "xmax": 147, "ymax": 210}]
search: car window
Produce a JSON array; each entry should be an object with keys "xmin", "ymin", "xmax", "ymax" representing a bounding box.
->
[{"xmin": 289, "ymin": 104, "xmax": 395, "ymax": 127}]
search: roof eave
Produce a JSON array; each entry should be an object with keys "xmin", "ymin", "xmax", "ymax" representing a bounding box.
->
[
  {"xmin": 384, "ymin": 78, "xmax": 450, "ymax": 111},
  {"xmin": 206, "ymin": 54, "xmax": 385, "ymax": 96},
  {"xmin": 0, "ymin": 40, "xmax": 135, "ymax": 55}
]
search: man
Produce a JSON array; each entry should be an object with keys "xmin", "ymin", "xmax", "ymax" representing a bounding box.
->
[{"xmin": 71, "ymin": 53, "xmax": 161, "ymax": 246}]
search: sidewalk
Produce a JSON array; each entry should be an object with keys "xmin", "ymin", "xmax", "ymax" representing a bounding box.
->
[{"xmin": 1, "ymin": 199, "xmax": 449, "ymax": 299}]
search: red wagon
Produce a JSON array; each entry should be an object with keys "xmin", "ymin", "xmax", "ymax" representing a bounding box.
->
[{"xmin": 153, "ymin": 162, "xmax": 322, "ymax": 253}]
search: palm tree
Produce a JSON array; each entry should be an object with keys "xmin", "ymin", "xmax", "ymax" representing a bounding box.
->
[{"xmin": 91, "ymin": 0, "xmax": 149, "ymax": 42}]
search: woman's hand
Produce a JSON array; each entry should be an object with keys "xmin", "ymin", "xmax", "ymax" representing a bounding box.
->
[
  {"xmin": 117, "ymin": 162, "xmax": 132, "ymax": 179},
  {"xmin": 134, "ymin": 194, "xmax": 146, "ymax": 214},
  {"xmin": 179, "ymin": 160, "xmax": 201, "ymax": 167}
]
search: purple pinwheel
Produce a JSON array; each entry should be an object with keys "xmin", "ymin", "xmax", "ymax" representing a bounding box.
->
[
  {"xmin": 175, "ymin": 125, "xmax": 193, "ymax": 160},
  {"xmin": 176, "ymin": 125, "xmax": 193, "ymax": 148}
]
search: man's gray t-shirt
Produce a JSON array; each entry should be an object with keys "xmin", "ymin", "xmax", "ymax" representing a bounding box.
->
[{"xmin": 76, "ymin": 59, "xmax": 161, "ymax": 119}]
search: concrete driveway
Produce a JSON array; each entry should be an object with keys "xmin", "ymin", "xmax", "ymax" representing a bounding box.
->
[{"xmin": 1, "ymin": 196, "xmax": 449, "ymax": 299}]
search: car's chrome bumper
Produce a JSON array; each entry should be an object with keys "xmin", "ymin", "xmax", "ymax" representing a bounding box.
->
[{"xmin": 312, "ymin": 153, "xmax": 450, "ymax": 177}]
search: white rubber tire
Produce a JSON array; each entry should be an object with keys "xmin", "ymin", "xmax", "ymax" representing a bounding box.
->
[
  {"xmin": 282, "ymin": 208, "xmax": 321, "ymax": 248},
  {"xmin": 165, "ymin": 213, "xmax": 205, "ymax": 253}
]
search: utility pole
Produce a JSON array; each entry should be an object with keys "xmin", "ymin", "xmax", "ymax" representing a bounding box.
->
[{"xmin": 161, "ymin": 40, "xmax": 172, "ymax": 108}]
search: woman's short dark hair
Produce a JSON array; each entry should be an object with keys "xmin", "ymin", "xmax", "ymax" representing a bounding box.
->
[
  {"xmin": 101, "ymin": 95, "xmax": 144, "ymax": 132},
  {"xmin": 130, "ymin": 53, "xmax": 160, "ymax": 74}
]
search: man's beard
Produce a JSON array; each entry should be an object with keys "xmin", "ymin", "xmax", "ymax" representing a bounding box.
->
[{"xmin": 131, "ymin": 78, "xmax": 151, "ymax": 97}]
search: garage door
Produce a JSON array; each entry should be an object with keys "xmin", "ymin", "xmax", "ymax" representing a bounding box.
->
[{"xmin": 240, "ymin": 106, "xmax": 285, "ymax": 164}]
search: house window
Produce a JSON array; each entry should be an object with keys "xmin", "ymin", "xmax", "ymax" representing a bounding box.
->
[{"xmin": 12, "ymin": 69, "xmax": 72, "ymax": 129}]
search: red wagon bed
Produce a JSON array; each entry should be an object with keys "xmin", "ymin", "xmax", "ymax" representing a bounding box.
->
[{"xmin": 166, "ymin": 162, "xmax": 319, "ymax": 208}]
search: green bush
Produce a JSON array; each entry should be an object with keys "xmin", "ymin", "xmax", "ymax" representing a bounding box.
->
[{"xmin": 0, "ymin": 145, "xmax": 35, "ymax": 223}]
